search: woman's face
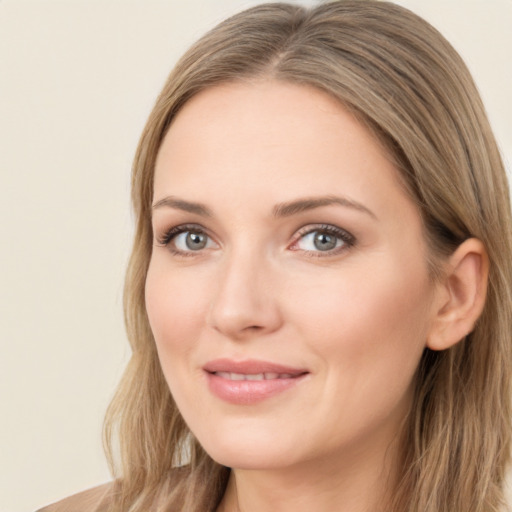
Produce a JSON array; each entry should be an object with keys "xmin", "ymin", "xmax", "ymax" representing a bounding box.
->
[{"xmin": 146, "ymin": 81, "xmax": 441, "ymax": 472}]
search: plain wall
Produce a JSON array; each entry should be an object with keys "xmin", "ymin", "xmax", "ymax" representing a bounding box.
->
[{"xmin": 1, "ymin": 1, "xmax": 510, "ymax": 511}]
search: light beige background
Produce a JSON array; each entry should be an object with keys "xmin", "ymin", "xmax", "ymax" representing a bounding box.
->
[{"xmin": 1, "ymin": 1, "xmax": 510, "ymax": 511}]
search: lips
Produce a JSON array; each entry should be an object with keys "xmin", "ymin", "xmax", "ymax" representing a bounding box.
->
[
  {"xmin": 203, "ymin": 359, "xmax": 309, "ymax": 405},
  {"xmin": 214, "ymin": 371, "xmax": 295, "ymax": 381}
]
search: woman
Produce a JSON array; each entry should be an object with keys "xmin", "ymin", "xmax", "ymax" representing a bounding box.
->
[{"xmin": 38, "ymin": 1, "xmax": 512, "ymax": 511}]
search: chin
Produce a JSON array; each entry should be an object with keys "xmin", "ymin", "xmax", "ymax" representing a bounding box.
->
[
  {"xmin": 208, "ymin": 450, "xmax": 291, "ymax": 471},
  {"xmin": 196, "ymin": 430, "xmax": 299, "ymax": 470}
]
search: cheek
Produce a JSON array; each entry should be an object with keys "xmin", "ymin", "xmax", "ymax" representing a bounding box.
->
[
  {"xmin": 145, "ymin": 259, "xmax": 209, "ymax": 367},
  {"xmin": 291, "ymin": 256, "xmax": 432, "ymax": 387},
  {"xmin": 284, "ymin": 262, "xmax": 431, "ymax": 446}
]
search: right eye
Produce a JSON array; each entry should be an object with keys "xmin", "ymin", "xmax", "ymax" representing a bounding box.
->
[{"xmin": 157, "ymin": 225, "xmax": 217, "ymax": 255}]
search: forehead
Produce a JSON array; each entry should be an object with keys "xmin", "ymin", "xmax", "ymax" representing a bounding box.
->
[{"xmin": 153, "ymin": 80, "xmax": 415, "ymax": 223}]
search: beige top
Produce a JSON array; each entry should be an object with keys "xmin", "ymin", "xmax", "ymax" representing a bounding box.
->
[
  {"xmin": 36, "ymin": 482, "xmax": 114, "ymax": 512},
  {"xmin": 35, "ymin": 467, "xmax": 193, "ymax": 511}
]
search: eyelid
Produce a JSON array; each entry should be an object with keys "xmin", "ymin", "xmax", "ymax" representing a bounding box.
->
[
  {"xmin": 289, "ymin": 224, "xmax": 356, "ymax": 256},
  {"xmin": 155, "ymin": 223, "xmax": 218, "ymax": 254}
]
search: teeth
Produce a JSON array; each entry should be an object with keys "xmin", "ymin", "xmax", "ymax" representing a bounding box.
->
[
  {"xmin": 246, "ymin": 373, "xmax": 264, "ymax": 381},
  {"xmin": 214, "ymin": 372, "xmax": 294, "ymax": 381}
]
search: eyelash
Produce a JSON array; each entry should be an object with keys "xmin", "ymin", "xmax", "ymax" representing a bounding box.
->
[
  {"xmin": 291, "ymin": 224, "xmax": 355, "ymax": 257},
  {"xmin": 156, "ymin": 224, "xmax": 211, "ymax": 257},
  {"xmin": 156, "ymin": 223, "xmax": 355, "ymax": 257}
]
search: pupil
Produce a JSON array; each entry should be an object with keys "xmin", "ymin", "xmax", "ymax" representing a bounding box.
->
[
  {"xmin": 314, "ymin": 232, "xmax": 336, "ymax": 251},
  {"xmin": 186, "ymin": 232, "xmax": 206, "ymax": 250}
]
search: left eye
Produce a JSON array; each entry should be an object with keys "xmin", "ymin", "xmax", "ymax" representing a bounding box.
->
[{"xmin": 293, "ymin": 227, "xmax": 353, "ymax": 253}]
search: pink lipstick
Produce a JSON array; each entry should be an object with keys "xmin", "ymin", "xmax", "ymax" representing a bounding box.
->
[{"xmin": 203, "ymin": 359, "xmax": 309, "ymax": 405}]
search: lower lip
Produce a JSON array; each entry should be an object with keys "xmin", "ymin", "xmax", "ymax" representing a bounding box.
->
[{"xmin": 206, "ymin": 372, "xmax": 307, "ymax": 405}]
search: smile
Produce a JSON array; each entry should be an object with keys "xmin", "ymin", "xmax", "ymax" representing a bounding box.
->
[
  {"xmin": 213, "ymin": 372, "xmax": 296, "ymax": 381},
  {"xmin": 203, "ymin": 359, "xmax": 309, "ymax": 405}
]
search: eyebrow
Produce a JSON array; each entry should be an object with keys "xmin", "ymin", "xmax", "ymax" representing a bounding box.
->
[
  {"xmin": 152, "ymin": 196, "xmax": 213, "ymax": 217},
  {"xmin": 152, "ymin": 194, "xmax": 376, "ymax": 220},
  {"xmin": 272, "ymin": 195, "xmax": 377, "ymax": 219}
]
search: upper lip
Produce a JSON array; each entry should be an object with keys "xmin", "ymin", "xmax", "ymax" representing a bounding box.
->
[{"xmin": 203, "ymin": 358, "xmax": 308, "ymax": 376}]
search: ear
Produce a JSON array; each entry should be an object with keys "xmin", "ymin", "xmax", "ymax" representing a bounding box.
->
[{"xmin": 427, "ymin": 238, "xmax": 489, "ymax": 351}]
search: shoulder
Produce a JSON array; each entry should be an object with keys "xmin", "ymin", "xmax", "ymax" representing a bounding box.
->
[
  {"xmin": 35, "ymin": 482, "xmax": 114, "ymax": 512},
  {"xmin": 35, "ymin": 468, "xmax": 191, "ymax": 512}
]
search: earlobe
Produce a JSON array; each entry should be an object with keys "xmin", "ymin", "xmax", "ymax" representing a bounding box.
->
[{"xmin": 426, "ymin": 238, "xmax": 489, "ymax": 351}]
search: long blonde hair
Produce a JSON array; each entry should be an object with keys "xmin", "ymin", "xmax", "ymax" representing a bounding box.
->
[{"xmin": 103, "ymin": 2, "xmax": 512, "ymax": 511}]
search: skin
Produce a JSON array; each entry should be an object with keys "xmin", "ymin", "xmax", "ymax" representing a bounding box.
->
[{"xmin": 145, "ymin": 80, "xmax": 483, "ymax": 512}]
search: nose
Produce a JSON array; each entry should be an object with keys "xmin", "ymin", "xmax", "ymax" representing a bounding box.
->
[{"xmin": 207, "ymin": 248, "xmax": 283, "ymax": 341}]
